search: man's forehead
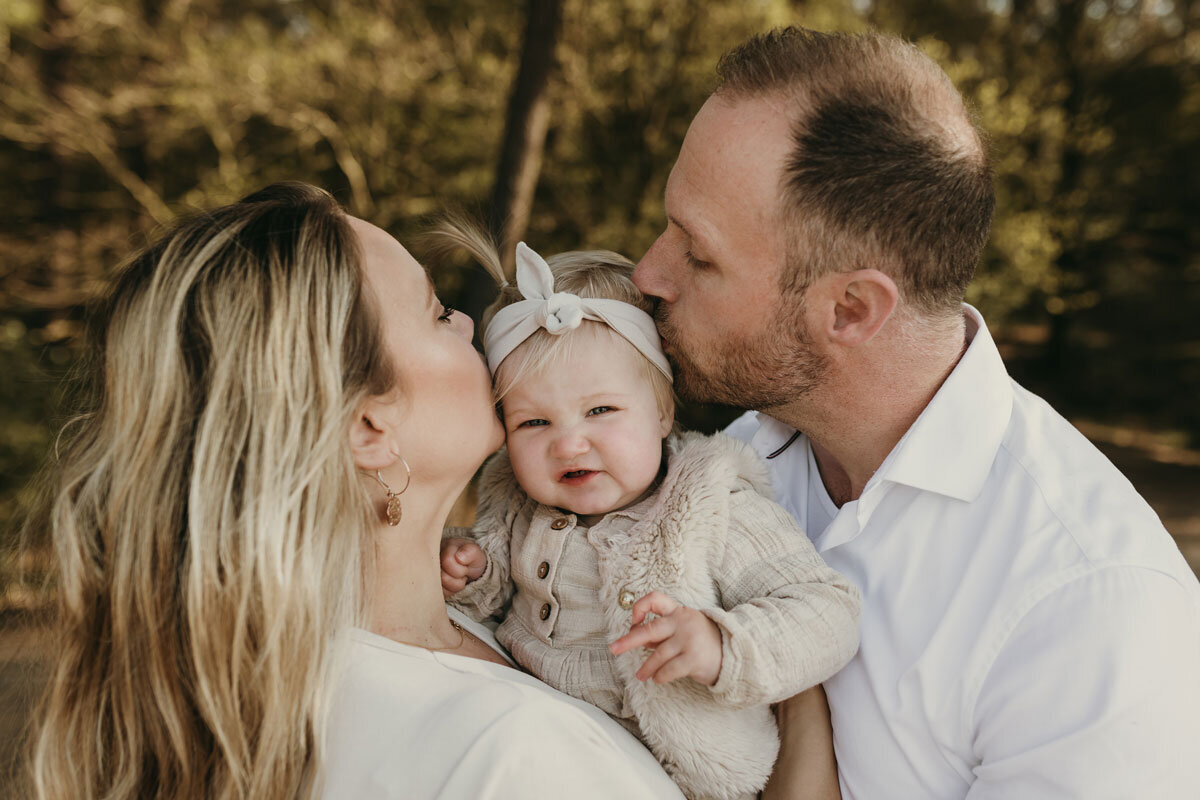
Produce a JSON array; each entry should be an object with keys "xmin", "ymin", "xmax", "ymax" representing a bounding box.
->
[{"xmin": 667, "ymin": 95, "xmax": 793, "ymax": 245}]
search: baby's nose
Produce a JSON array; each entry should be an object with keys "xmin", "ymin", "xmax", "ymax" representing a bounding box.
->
[{"xmin": 551, "ymin": 428, "xmax": 590, "ymax": 459}]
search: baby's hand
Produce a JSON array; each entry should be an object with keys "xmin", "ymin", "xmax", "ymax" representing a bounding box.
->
[
  {"xmin": 609, "ymin": 591, "xmax": 723, "ymax": 686},
  {"xmin": 440, "ymin": 538, "xmax": 487, "ymax": 598}
]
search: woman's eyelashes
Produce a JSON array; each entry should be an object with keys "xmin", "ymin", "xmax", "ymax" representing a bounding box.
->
[{"xmin": 437, "ymin": 304, "xmax": 455, "ymax": 322}]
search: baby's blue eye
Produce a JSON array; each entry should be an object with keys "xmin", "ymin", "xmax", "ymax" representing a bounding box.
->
[
  {"xmin": 587, "ymin": 406, "xmax": 615, "ymax": 416},
  {"xmin": 518, "ymin": 418, "xmax": 549, "ymax": 428}
]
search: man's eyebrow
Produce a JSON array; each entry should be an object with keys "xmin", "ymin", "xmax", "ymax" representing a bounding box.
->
[
  {"xmin": 668, "ymin": 214, "xmax": 718, "ymax": 255},
  {"xmin": 666, "ymin": 214, "xmax": 693, "ymax": 240}
]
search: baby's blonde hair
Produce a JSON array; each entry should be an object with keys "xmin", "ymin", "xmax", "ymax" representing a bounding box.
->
[{"xmin": 428, "ymin": 220, "xmax": 674, "ymax": 423}]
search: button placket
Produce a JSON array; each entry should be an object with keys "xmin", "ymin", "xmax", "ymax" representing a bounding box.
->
[{"xmin": 529, "ymin": 511, "xmax": 573, "ymax": 639}]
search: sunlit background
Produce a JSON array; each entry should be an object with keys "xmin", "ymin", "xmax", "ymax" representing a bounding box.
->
[{"xmin": 1, "ymin": 0, "xmax": 1197, "ymax": 788}]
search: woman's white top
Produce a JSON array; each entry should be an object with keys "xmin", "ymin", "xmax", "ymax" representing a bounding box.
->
[{"xmin": 320, "ymin": 606, "xmax": 684, "ymax": 799}]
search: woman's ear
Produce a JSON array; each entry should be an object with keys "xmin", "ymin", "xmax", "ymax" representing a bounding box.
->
[{"xmin": 350, "ymin": 397, "xmax": 402, "ymax": 471}]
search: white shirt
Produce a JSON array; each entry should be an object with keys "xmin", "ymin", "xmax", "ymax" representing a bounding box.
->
[
  {"xmin": 321, "ymin": 607, "xmax": 684, "ymax": 800},
  {"xmin": 727, "ymin": 305, "xmax": 1200, "ymax": 799}
]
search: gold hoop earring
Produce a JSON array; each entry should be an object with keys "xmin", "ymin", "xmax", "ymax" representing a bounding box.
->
[{"xmin": 374, "ymin": 457, "xmax": 412, "ymax": 526}]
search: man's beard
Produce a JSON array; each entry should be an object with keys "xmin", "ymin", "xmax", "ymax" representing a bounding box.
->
[{"xmin": 655, "ymin": 296, "xmax": 829, "ymax": 411}]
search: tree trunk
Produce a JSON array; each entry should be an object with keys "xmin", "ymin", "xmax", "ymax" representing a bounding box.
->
[{"xmin": 461, "ymin": 0, "xmax": 562, "ymax": 326}]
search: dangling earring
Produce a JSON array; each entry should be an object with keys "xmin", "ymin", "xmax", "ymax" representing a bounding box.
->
[{"xmin": 374, "ymin": 456, "xmax": 412, "ymax": 526}]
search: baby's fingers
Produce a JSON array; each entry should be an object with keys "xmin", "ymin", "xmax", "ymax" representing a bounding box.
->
[
  {"xmin": 456, "ymin": 542, "xmax": 487, "ymax": 578},
  {"xmin": 441, "ymin": 573, "xmax": 467, "ymax": 598},
  {"xmin": 629, "ymin": 591, "xmax": 679, "ymax": 626},
  {"xmin": 440, "ymin": 548, "xmax": 470, "ymax": 579},
  {"xmin": 635, "ymin": 638, "xmax": 683, "ymax": 682},
  {"xmin": 646, "ymin": 653, "xmax": 695, "ymax": 684},
  {"xmin": 610, "ymin": 614, "xmax": 676, "ymax": 655}
]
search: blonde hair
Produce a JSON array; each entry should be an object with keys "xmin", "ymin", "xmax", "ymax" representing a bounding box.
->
[
  {"xmin": 28, "ymin": 182, "xmax": 393, "ymax": 799},
  {"xmin": 428, "ymin": 220, "xmax": 674, "ymax": 422}
]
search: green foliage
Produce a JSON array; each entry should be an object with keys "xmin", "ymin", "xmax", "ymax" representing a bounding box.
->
[{"xmin": 1, "ymin": 0, "xmax": 1197, "ymax": 584}]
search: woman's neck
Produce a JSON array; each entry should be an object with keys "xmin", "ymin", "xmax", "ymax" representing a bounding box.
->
[{"xmin": 366, "ymin": 487, "xmax": 461, "ymax": 649}]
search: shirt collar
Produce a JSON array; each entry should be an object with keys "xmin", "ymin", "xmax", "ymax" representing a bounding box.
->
[
  {"xmin": 874, "ymin": 304, "xmax": 1012, "ymax": 504},
  {"xmin": 745, "ymin": 304, "xmax": 1012, "ymax": 509}
]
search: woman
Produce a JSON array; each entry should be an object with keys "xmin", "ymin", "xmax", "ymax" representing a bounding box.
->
[{"xmin": 28, "ymin": 183, "xmax": 837, "ymax": 799}]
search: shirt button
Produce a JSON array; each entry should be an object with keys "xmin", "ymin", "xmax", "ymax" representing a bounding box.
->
[
  {"xmin": 539, "ymin": 603, "xmax": 551, "ymax": 620},
  {"xmin": 618, "ymin": 589, "xmax": 636, "ymax": 609},
  {"xmin": 550, "ymin": 517, "xmax": 569, "ymax": 530},
  {"xmin": 537, "ymin": 561, "xmax": 549, "ymax": 579}
]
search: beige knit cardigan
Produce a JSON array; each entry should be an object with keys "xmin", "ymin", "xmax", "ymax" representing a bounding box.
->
[{"xmin": 450, "ymin": 431, "xmax": 861, "ymax": 800}]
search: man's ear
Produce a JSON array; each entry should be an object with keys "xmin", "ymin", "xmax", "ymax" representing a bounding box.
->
[
  {"xmin": 350, "ymin": 397, "xmax": 402, "ymax": 471},
  {"xmin": 818, "ymin": 268, "xmax": 899, "ymax": 347}
]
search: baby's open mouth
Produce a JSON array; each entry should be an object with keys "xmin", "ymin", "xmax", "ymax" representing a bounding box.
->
[{"xmin": 560, "ymin": 469, "xmax": 596, "ymax": 482}]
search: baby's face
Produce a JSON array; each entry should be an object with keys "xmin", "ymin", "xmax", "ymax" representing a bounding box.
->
[{"xmin": 502, "ymin": 327, "xmax": 671, "ymax": 518}]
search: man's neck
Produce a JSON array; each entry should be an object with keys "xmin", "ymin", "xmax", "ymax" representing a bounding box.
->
[{"xmin": 772, "ymin": 320, "xmax": 968, "ymax": 506}]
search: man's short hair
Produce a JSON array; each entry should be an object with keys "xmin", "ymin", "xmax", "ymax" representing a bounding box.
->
[{"xmin": 715, "ymin": 27, "xmax": 995, "ymax": 316}]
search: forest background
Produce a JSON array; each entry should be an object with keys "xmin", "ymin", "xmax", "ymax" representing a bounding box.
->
[
  {"xmin": 0, "ymin": 0, "xmax": 1198, "ymax": 787},
  {"xmin": 1, "ymin": 0, "xmax": 1198, "ymax": 601}
]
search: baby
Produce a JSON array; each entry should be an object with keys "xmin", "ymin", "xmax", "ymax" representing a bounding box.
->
[{"xmin": 440, "ymin": 236, "xmax": 860, "ymax": 800}]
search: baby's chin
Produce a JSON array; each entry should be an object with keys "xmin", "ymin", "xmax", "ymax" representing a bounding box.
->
[{"xmin": 524, "ymin": 488, "xmax": 623, "ymax": 519}]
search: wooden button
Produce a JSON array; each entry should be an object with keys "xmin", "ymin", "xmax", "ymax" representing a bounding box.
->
[
  {"xmin": 550, "ymin": 517, "xmax": 569, "ymax": 530},
  {"xmin": 539, "ymin": 603, "xmax": 551, "ymax": 620},
  {"xmin": 618, "ymin": 589, "xmax": 636, "ymax": 609},
  {"xmin": 537, "ymin": 561, "xmax": 550, "ymax": 579}
]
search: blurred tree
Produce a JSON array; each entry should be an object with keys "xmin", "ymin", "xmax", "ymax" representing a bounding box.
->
[
  {"xmin": 459, "ymin": 0, "xmax": 563, "ymax": 324},
  {"xmin": 0, "ymin": 0, "xmax": 1196, "ymax": 605},
  {"xmin": 868, "ymin": 0, "xmax": 1199, "ymax": 435},
  {"xmin": 488, "ymin": 0, "xmax": 563, "ymax": 275}
]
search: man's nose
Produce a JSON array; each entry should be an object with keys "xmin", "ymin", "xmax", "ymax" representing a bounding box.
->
[{"xmin": 633, "ymin": 235, "xmax": 677, "ymax": 304}]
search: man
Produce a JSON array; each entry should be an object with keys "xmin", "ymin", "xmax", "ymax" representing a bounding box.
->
[{"xmin": 634, "ymin": 27, "xmax": 1200, "ymax": 799}]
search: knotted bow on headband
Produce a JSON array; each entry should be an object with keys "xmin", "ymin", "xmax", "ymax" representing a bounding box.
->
[{"xmin": 482, "ymin": 242, "xmax": 673, "ymax": 382}]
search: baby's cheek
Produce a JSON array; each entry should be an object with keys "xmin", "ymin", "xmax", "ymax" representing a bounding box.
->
[{"xmin": 506, "ymin": 447, "xmax": 539, "ymax": 490}]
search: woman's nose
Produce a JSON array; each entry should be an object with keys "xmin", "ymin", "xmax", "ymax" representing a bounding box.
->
[{"xmin": 452, "ymin": 309, "xmax": 474, "ymax": 339}]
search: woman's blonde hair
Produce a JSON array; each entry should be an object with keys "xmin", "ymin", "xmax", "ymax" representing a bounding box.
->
[
  {"xmin": 28, "ymin": 182, "xmax": 393, "ymax": 799},
  {"xmin": 428, "ymin": 220, "xmax": 674, "ymax": 422}
]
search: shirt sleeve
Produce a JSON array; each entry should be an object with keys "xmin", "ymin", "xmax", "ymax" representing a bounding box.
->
[
  {"xmin": 437, "ymin": 702, "xmax": 685, "ymax": 800},
  {"xmin": 703, "ymin": 488, "xmax": 862, "ymax": 708},
  {"xmin": 965, "ymin": 566, "xmax": 1200, "ymax": 799}
]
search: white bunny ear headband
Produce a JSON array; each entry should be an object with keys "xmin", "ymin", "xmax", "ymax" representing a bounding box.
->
[{"xmin": 482, "ymin": 242, "xmax": 673, "ymax": 382}]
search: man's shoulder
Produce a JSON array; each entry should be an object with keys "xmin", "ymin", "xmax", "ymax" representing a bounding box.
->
[{"xmin": 993, "ymin": 381, "xmax": 1183, "ymax": 572}]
